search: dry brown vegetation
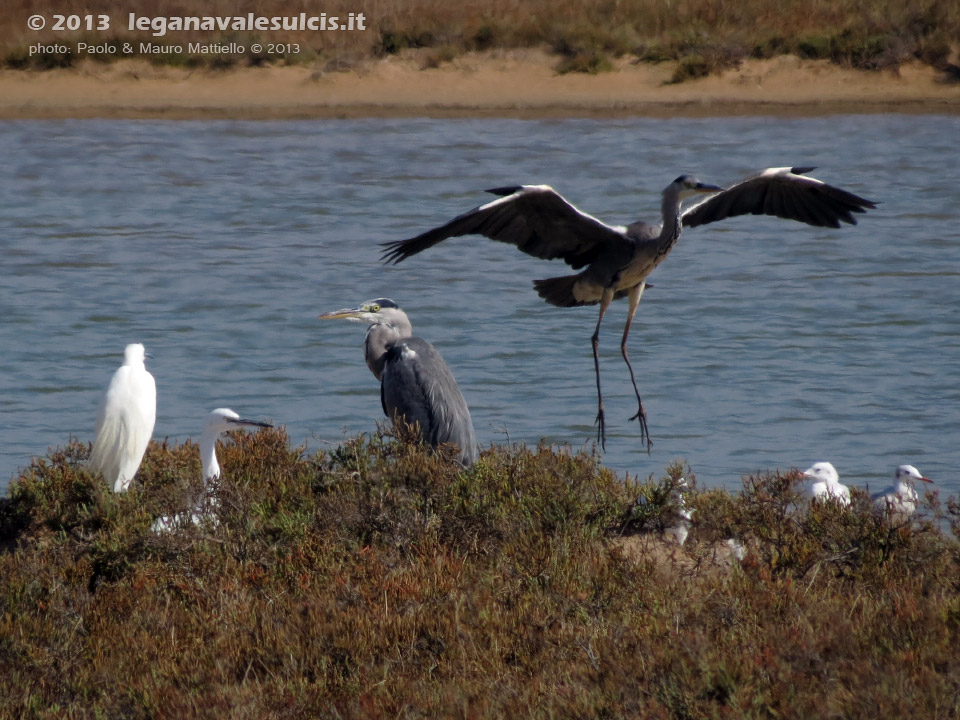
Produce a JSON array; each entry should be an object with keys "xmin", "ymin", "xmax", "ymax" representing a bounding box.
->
[
  {"xmin": 2, "ymin": 428, "xmax": 960, "ymax": 718},
  {"xmin": 1, "ymin": 0, "xmax": 958, "ymax": 79}
]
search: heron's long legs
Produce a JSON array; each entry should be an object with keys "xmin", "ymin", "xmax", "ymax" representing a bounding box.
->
[
  {"xmin": 621, "ymin": 282, "xmax": 652, "ymax": 452},
  {"xmin": 591, "ymin": 290, "xmax": 614, "ymax": 450}
]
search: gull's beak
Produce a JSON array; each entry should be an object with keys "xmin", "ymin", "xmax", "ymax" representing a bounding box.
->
[
  {"xmin": 918, "ymin": 474, "xmax": 934, "ymax": 483},
  {"xmin": 318, "ymin": 306, "xmax": 364, "ymax": 321},
  {"xmin": 227, "ymin": 417, "xmax": 273, "ymax": 429},
  {"xmin": 696, "ymin": 182, "xmax": 724, "ymax": 193}
]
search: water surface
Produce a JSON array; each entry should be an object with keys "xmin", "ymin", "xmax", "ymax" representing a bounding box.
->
[{"xmin": 1, "ymin": 116, "xmax": 958, "ymax": 496}]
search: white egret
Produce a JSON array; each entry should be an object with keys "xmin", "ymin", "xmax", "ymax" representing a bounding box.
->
[
  {"xmin": 872, "ymin": 464, "xmax": 933, "ymax": 519},
  {"xmin": 801, "ymin": 462, "xmax": 851, "ymax": 506},
  {"xmin": 88, "ymin": 343, "xmax": 156, "ymax": 493},
  {"xmin": 152, "ymin": 408, "xmax": 272, "ymax": 533}
]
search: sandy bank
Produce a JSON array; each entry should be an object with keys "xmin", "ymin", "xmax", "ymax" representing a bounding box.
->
[{"xmin": 2, "ymin": 50, "xmax": 959, "ymax": 119}]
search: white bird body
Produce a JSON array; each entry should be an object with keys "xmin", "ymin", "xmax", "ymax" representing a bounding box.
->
[
  {"xmin": 665, "ymin": 477, "xmax": 694, "ymax": 546},
  {"xmin": 802, "ymin": 462, "xmax": 851, "ymax": 506},
  {"xmin": 152, "ymin": 408, "xmax": 271, "ymax": 533},
  {"xmin": 88, "ymin": 343, "xmax": 156, "ymax": 493},
  {"xmin": 873, "ymin": 464, "xmax": 932, "ymax": 517}
]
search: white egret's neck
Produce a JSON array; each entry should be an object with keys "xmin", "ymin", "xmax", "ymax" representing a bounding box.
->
[{"xmin": 199, "ymin": 429, "xmax": 222, "ymax": 482}]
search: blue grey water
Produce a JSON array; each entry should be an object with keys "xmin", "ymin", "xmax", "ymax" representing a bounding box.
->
[{"xmin": 1, "ymin": 116, "xmax": 958, "ymax": 497}]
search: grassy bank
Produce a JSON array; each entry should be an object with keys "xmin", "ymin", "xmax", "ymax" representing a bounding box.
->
[
  {"xmin": 2, "ymin": 0, "xmax": 958, "ymax": 80},
  {"xmin": 1, "ymin": 428, "xmax": 959, "ymax": 718}
]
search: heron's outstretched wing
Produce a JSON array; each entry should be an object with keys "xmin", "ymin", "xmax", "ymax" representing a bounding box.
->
[
  {"xmin": 381, "ymin": 337, "xmax": 478, "ymax": 467},
  {"xmin": 682, "ymin": 167, "xmax": 876, "ymax": 229},
  {"xmin": 381, "ymin": 185, "xmax": 629, "ymax": 270}
]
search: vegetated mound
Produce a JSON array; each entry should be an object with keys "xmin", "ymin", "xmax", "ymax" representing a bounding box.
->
[{"xmin": 1, "ymin": 428, "xmax": 959, "ymax": 718}]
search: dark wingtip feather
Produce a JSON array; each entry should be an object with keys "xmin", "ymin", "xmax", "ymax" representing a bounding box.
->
[
  {"xmin": 485, "ymin": 186, "xmax": 524, "ymax": 196},
  {"xmin": 790, "ymin": 166, "xmax": 817, "ymax": 175},
  {"xmin": 380, "ymin": 240, "xmax": 407, "ymax": 265}
]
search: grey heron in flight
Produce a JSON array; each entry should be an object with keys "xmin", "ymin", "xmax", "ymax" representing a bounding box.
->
[
  {"xmin": 381, "ymin": 167, "xmax": 876, "ymax": 450},
  {"xmin": 320, "ymin": 298, "xmax": 478, "ymax": 467}
]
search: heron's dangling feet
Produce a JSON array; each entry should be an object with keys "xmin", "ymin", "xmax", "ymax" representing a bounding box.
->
[
  {"xmin": 622, "ymin": 337, "xmax": 653, "ymax": 454},
  {"xmin": 628, "ymin": 400, "xmax": 652, "ymax": 453},
  {"xmin": 595, "ymin": 404, "xmax": 607, "ymax": 451},
  {"xmin": 592, "ymin": 329, "xmax": 607, "ymax": 451}
]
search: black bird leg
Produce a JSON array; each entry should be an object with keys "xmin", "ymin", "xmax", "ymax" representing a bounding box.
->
[
  {"xmin": 621, "ymin": 282, "xmax": 652, "ymax": 452},
  {"xmin": 592, "ymin": 291, "xmax": 613, "ymax": 451}
]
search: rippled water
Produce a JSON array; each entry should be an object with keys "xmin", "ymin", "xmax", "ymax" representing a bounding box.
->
[{"xmin": 1, "ymin": 116, "xmax": 958, "ymax": 496}]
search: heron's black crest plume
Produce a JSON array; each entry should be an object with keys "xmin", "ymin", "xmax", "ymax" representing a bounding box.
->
[{"xmin": 369, "ymin": 298, "xmax": 399, "ymax": 309}]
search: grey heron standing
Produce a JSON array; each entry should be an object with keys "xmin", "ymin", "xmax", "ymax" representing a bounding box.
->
[
  {"xmin": 382, "ymin": 167, "xmax": 875, "ymax": 450},
  {"xmin": 320, "ymin": 298, "xmax": 478, "ymax": 467}
]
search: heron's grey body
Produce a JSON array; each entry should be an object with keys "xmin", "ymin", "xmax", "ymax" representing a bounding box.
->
[
  {"xmin": 382, "ymin": 167, "xmax": 876, "ymax": 449},
  {"xmin": 321, "ymin": 299, "xmax": 478, "ymax": 467}
]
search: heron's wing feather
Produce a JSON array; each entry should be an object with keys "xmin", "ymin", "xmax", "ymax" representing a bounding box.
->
[
  {"xmin": 682, "ymin": 167, "xmax": 876, "ymax": 229},
  {"xmin": 382, "ymin": 185, "xmax": 629, "ymax": 271},
  {"xmin": 381, "ymin": 338, "xmax": 477, "ymax": 466}
]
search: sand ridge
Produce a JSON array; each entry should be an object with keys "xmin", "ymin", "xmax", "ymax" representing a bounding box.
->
[{"xmin": 2, "ymin": 50, "xmax": 959, "ymax": 118}]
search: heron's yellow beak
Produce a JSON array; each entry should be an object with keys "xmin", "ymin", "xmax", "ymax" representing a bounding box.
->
[
  {"xmin": 696, "ymin": 182, "xmax": 724, "ymax": 193},
  {"xmin": 318, "ymin": 307, "xmax": 364, "ymax": 320}
]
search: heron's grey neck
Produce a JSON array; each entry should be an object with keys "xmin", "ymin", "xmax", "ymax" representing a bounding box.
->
[
  {"xmin": 199, "ymin": 430, "xmax": 221, "ymax": 483},
  {"xmin": 657, "ymin": 187, "xmax": 684, "ymax": 254},
  {"xmin": 364, "ymin": 320, "xmax": 411, "ymax": 380}
]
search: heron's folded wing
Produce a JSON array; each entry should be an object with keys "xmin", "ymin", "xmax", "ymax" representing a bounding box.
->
[
  {"xmin": 382, "ymin": 185, "xmax": 629, "ymax": 270},
  {"xmin": 682, "ymin": 167, "xmax": 876, "ymax": 229},
  {"xmin": 382, "ymin": 337, "xmax": 477, "ymax": 466}
]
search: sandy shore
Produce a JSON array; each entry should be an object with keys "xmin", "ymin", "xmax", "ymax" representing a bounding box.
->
[{"xmin": 2, "ymin": 50, "xmax": 959, "ymax": 119}]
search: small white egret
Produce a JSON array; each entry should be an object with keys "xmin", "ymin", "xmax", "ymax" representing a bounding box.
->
[
  {"xmin": 872, "ymin": 464, "xmax": 933, "ymax": 519},
  {"xmin": 152, "ymin": 408, "xmax": 272, "ymax": 533},
  {"xmin": 801, "ymin": 462, "xmax": 851, "ymax": 506},
  {"xmin": 88, "ymin": 343, "xmax": 157, "ymax": 493}
]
